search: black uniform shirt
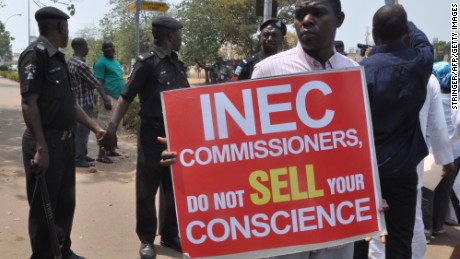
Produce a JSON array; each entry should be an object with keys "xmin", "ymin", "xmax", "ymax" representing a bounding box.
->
[
  {"xmin": 232, "ymin": 50, "xmax": 267, "ymax": 81},
  {"xmin": 18, "ymin": 36, "xmax": 76, "ymax": 130},
  {"xmin": 122, "ymin": 46, "xmax": 190, "ymax": 122}
]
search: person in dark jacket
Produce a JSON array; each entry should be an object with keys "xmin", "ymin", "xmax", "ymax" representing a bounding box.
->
[
  {"xmin": 19, "ymin": 6, "xmax": 104, "ymax": 259},
  {"xmin": 359, "ymin": 3, "xmax": 434, "ymax": 258},
  {"xmin": 100, "ymin": 16, "xmax": 189, "ymax": 259}
]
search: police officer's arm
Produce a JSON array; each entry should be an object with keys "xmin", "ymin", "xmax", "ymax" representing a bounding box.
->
[
  {"xmin": 21, "ymin": 93, "xmax": 48, "ymax": 176},
  {"xmin": 99, "ymin": 97, "xmax": 130, "ymax": 151},
  {"xmin": 20, "ymin": 50, "xmax": 49, "ymax": 176},
  {"xmin": 75, "ymin": 104, "xmax": 105, "ymax": 140}
]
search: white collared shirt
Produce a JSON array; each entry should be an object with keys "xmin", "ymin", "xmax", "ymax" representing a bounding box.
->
[{"xmin": 251, "ymin": 42, "xmax": 359, "ymax": 79}]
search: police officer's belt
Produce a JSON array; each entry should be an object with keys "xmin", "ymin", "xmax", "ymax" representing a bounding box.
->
[
  {"xmin": 43, "ymin": 128, "xmax": 74, "ymax": 141},
  {"xmin": 142, "ymin": 118, "xmax": 164, "ymax": 125}
]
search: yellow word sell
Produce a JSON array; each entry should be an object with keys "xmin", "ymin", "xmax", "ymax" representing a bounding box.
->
[{"xmin": 249, "ymin": 164, "xmax": 324, "ymax": 205}]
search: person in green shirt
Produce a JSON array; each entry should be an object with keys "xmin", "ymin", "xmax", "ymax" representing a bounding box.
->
[{"xmin": 93, "ymin": 40, "xmax": 125, "ymax": 163}]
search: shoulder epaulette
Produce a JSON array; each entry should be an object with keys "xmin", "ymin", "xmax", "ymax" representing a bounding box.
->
[
  {"xmin": 137, "ymin": 52, "xmax": 154, "ymax": 62},
  {"xmin": 244, "ymin": 55, "xmax": 257, "ymax": 64},
  {"xmin": 34, "ymin": 42, "xmax": 46, "ymax": 53}
]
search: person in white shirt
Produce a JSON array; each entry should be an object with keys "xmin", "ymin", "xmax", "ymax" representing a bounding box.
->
[
  {"xmin": 252, "ymin": 0, "xmax": 357, "ymax": 258},
  {"xmin": 422, "ymin": 62, "xmax": 460, "ymax": 242},
  {"xmin": 368, "ymin": 74, "xmax": 455, "ymax": 259}
]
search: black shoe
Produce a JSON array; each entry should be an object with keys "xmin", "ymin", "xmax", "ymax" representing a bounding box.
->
[
  {"xmin": 63, "ymin": 250, "xmax": 86, "ymax": 259},
  {"xmin": 432, "ymin": 228, "xmax": 446, "ymax": 235},
  {"xmin": 96, "ymin": 156, "xmax": 113, "ymax": 164},
  {"xmin": 108, "ymin": 150, "xmax": 122, "ymax": 157},
  {"xmin": 160, "ymin": 236, "xmax": 182, "ymax": 252},
  {"xmin": 85, "ymin": 156, "xmax": 95, "ymax": 162},
  {"xmin": 139, "ymin": 243, "xmax": 156, "ymax": 259},
  {"xmin": 75, "ymin": 160, "xmax": 93, "ymax": 168}
]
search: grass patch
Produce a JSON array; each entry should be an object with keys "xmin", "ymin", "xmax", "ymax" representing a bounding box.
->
[{"xmin": 0, "ymin": 71, "xmax": 19, "ymax": 82}]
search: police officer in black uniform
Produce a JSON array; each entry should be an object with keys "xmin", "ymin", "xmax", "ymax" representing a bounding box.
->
[
  {"xmin": 101, "ymin": 16, "xmax": 188, "ymax": 259},
  {"xmin": 19, "ymin": 6, "xmax": 104, "ymax": 259},
  {"xmin": 232, "ymin": 18, "xmax": 287, "ymax": 81}
]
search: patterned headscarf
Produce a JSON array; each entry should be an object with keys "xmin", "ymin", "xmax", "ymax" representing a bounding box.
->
[{"xmin": 432, "ymin": 61, "xmax": 451, "ymax": 89}]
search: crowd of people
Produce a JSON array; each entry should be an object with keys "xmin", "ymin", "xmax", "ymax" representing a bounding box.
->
[{"xmin": 17, "ymin": 0, "xmax": 458, "ymax": 259}]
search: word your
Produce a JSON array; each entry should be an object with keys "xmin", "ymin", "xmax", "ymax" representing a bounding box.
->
[{"xmin": 327, "ymin": 174, "xmax": 365, "ymax": 195}]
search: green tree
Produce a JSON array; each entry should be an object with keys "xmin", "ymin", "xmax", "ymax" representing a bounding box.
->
[
  {"xmin": 176, "ymin": 0, "xmax": 294, "ymax": 67},
  {"xmin": 176, "ymin": 0, "xmax": 259, "ymax": 67},
  {"xmin": 0, "ymin": 22, "xmax": 12, "ymax": 63},
  {"xmin": 102, "ymin": 0, "xmax": 175, "ymax": 67},
  {"xmin": 74, "ymin": 25, "xmax": 104, "ymax": 66},
  {"xmin": 433, "ymin": 40, "xmax": 449, "ymax": 61}
]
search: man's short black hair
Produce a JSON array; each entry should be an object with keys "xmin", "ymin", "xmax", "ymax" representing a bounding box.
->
[
  {"xmin": 71, "ymin": 37, "xmax": 86, "ymax": 51},
  {"xmin": 102, "ymin": 40, "xmax": 114, "ymax": 50},
  {"xmin": 329, "ymin": 0, "xmax": 342, "ymax": 14},
  {"xmin": 334, "ymin": 40, "xmax": 344, "ymax": 48},
  {"xmin": 296, "ymin": 0, "xmax": 341, "ymax": 14},
  {"xmin": 373, "ymin": 5, "xmax": 408, "ymax": 42}
]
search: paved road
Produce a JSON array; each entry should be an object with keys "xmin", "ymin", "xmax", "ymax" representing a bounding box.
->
[
  {"xmin": 0, "ymin": 77, "xmax": 180, "ymax": 259},
  {"xmin": 0, "ymin": 77, "xmax": 458, "ymax": 258}
]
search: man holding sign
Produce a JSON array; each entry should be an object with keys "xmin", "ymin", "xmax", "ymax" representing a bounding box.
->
[
  {"xmin": 251, "ymin": 0, "xmax": 359, "ymax": 258},
  {"xmin": 162, "ymin": 0, "xmax": 384, "ymax": 258},
  {"xmin": 160, "ymin": 0, "xmax": 386, "ymax": 258}
]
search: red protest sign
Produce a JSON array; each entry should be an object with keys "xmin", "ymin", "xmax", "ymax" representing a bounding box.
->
[{"xmin": 161, "ymin": 67, "xmax": 384, "ymax": 258}]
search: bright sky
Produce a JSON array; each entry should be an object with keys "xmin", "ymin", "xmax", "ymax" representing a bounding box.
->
[{"xmin": 1, "ymin": 0, "xmax": 454, "ymax": 54}]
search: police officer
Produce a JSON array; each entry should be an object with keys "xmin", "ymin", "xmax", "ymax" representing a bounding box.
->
[
  {"xmin": 100, "ymin": 16, "xmax": 189, "ymax": 259},
  {"xmin": 334, "ymin": 40, "xmax": 347, "ymax": 56},
  {"xmin": 19, "ymin": 6, "xmax": 104, "ymax": 259},
  {"xmin": 232, "ymin": 18, "xmax": 287, "ymax": 81}
]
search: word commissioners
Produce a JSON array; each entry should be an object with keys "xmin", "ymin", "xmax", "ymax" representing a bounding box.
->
[{"xmin": 161, "ymin": 67, "xmax": 385, "ymax": 259}]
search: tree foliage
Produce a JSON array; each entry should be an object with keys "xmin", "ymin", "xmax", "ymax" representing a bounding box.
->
[
  {"xmin": 102, "ymin": 0, "xmax": 178, "ymax": 67},
  {"xmin": 0, "ymin": 22, "xmax": 12, "ymax": 62},
  {"xmin": 433, "ymin": 40, "xmax": 450, "ymax": 61},
  {"xmin": 175, "ymin": 0, "xmax": 295, "ymax": 67},
  {"xmin": 60, "ymin": 0, "xmax": 298, "ymax": 69}
]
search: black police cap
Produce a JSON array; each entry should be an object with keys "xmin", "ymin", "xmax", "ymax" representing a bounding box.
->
[
  {"xmin": 259, "ymin": 18, "xmax": 287, "ymax": 36},
  {"xmin": 151, "ymin": 16, "xmax": 183, "ymax": 30},
  {"xmin": 334, "ymin": 40, "xmax": 344, "ymax": 48},
  {"xmin": 35, "ymin": 6, "xmax": 70, "ymax": 22}
]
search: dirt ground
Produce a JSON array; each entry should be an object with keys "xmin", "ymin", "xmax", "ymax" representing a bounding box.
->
[
  {"xmin": 0, "ymin": 77, "xmax": 194, "ymax": 259},
  {"xmin": 0, "ymin": 77, "xmax": 458, "ymax": 259}
]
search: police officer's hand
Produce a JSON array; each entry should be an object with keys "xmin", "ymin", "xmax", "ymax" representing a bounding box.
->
[
  {"xmin": 103, "ymin": 98, "xmax": 112, "ymax": 111},
  {"xmin": 158, "ymin": 137, "xmax": 177, "ymax": 166},
  {"xmin": 99, "ymin": 126, "xmax": 118, "ymax": 151},
  {"xmin": 95, "ymin": 127, "xmax": 105, "ymax": 142},
  {"xmin": 31, "ymin": 149, "xmax": 49, "ymax": 176},
  {"xmin": 442, "ymin": 162, "xmax": 456, "ymax": 178}
]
